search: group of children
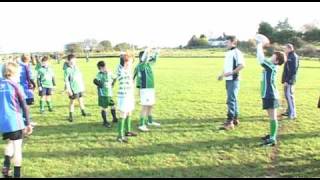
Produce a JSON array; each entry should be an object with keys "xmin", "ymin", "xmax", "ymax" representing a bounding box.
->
[
  {"xmin": 0, "ymin": 48, "xmax": 161, "ymax": 177},
  {"xmin": 92, "ymin": 48, "xmax": 161, "ymax": 143}
]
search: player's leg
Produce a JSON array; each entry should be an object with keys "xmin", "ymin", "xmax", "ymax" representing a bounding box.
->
[
  {"xmin": 125, "ymin": 111, "xmax": 137, "ymax": 137},
  {"xmin": 287, "ymin": 84, "xmax": 296, "ymax": 119},
  {"xmin": 223, "ymin": 81, "xmax": 235, "ymax": 130},
  {"xmin": 39, "ymin": 89, "xmax": 45, "ymax": 113},
  {"xmin": 46, "ymin": 89, "xmax": 53, "ymax": 112},
  {"xmin": 2, "ymin": 140, "xmax": 14, "ymax": 178},
  {"xmin": 69, "ymin": 98, "xmax": 75, "ymax": 122},
  {"xmin": 117, "ymin": 111, "xmax": 128, "ymax": 143},
  {"xmin": 101, "ymin": 107, "xmax": 111, "ymax": 128},
  {"xmin": 283, "ymin": 85, "xmax": 290, "ymax": 116},
  {"xmin": 109, "ymin": 98, "xmax": 118, "ymax": 123},
  {"xmin": 78, "ymin": 94, "xmax": 90, "ymax": 116},
  {"xmin": 12, "ymin": 139, "xmax": 22, "ymax": 178},
  {"xmin": 262, "ymin": 108, "xmax": 278, "ymax": 146},
  {"xmin": 147, "ymin": 106, "xmax": 160, "ymax": 127},
  {"xmin": 233, "ymin": 80, "xmax": 240, "ymax": 126},
  {"xmin": 138, "ymin": 106, "xmax": 149, "ymax": 132},
  {"xmin": 39, "ymin": 95, "xmax": 45, "ymax": 114}
]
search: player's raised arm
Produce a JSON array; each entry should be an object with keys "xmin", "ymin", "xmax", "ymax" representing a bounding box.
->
[
  {"xmin": 255, "ymin": 34, "xmax": 270, "ymax": 65},
  {"xmin": 256, "ymin": 43, "xmax": 265, "ymax": 64},
  {"xmin": 149, "ymin": 48, "xmax": 160, "ymax": 64}
]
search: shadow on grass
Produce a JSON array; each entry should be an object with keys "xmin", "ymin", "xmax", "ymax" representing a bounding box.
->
[
  {"xmin": 24, "ymin": 130, "xmax": 320, "ymax": 160},
  {"xmin": 276, "ymin": 153, "xmax": 320, "ymax": 177},
  {"xmin": 71, "ymin": 162, "xmax": 267, "ymax": 178},
  {"xmin": 24, "ymin": 133, "xmax": 263, "ymax": 160}
]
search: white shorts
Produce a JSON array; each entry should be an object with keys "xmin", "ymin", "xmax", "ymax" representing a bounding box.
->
[
  {"xmin": 117, "ymin": 96, "xmax": 135, "ymax": 113},
  {"xmin": 140, "ymin": 88, "xmax": 155, "ymax": 106}
]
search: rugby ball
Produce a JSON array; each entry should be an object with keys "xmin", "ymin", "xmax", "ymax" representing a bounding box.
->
[{"xmin": 255, "ymin": 34, "xmax": 270, "ymax": 45}]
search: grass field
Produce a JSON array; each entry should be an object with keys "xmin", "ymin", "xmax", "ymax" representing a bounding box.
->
[{"xmin": 2, "ymin": 56, "xmax": 320, "ymax": 177}]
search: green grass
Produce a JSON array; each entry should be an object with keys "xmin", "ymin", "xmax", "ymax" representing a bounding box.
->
[{"xmin": 2, "ymin": 56, "xmax": 320, "ymax": 177}]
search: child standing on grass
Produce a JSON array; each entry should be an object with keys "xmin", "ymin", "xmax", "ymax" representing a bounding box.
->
[
  {"xmin": 93, "ymin": 61, "xmax": 118, "ymax": 128},
  {"xmin": 134, "ymin": 48, "xmax": 161, "ymax": 132},
  {"xmin": 37, "ymin": 56, "xmax": 56, "ymax": 114},
  {"xmin": 256, "ymin": 39, "xmax": 286, "ymax": 146},
  {"xmin": 64, "ymin": 54, "xmax": 90, "ymax": 122},
  {"xmin": 0, "ymin": 62, "xmax": 33, "ymax": 178},
  {"xmin": 18, "ymin": 54, "xmax": 37, "ymax": 127},
  {"xmin": 114, "ymin": 52, "xmax": 137, "ymax": 143}
]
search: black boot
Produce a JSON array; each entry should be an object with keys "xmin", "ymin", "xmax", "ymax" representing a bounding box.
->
[
  {"xmin": 111, "ymin": 109, "xmax": 118, "ymax": 123},
  {"xmin": 101, "ymin": 110, "xmax": 111, "ymax": 128},
  {"xmin": 81, "ymin": 109, "xmax": 91, "ymax": 117},
  {"xmin": 68, "ymin": 112, "xmax": 73, "ymax": 122}
]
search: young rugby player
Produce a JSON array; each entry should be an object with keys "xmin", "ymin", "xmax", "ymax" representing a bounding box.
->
[
  {"xmin": 37, "ymin": 56, "xmax": 56, "ymax": 114},
  {"xmin": 64, "ymin": 54, "xmax": 90, "ymax": 122},
  {"xmin": 256, "ymin": 36, "xmax": 286, "ymax": 146},
  {"xmin": 0, "ymin": 62, "xmax": 33, "ymax": 178},
  {"xmin": 93, "ymin": 61, "xmax": 118, "ymax": 128},
  {"xmin": 134, "ymin": 48, "xmax": 161, "ymax": 132}
]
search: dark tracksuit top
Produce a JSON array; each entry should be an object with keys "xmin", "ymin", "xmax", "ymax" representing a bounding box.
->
[{"xmin": 282, "ymin": 51, "xmax": 299, "ymax": 85}]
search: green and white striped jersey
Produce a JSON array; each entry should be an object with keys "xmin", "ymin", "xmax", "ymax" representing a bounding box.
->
[{"xmin": 115, "ymin": 65, "xmax": 134, "ymax": 98}]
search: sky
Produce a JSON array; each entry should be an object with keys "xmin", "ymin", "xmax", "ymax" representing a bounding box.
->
[{"xmin": 0, "ymin": 2, "xmax": 319, "ymax": 53}]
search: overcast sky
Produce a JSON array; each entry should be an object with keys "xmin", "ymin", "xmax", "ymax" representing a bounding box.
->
[{"xmin": 0, "ymin": 2, "xmax": 319, "ymax": 53}]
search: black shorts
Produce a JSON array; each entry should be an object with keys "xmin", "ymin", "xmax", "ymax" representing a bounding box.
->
[
  {"xmin": 262, "ymin": 98, "xmax": 279, "ymax": 110},
  {"xmin": 2, "ymin": 130, "xmax": 23, "ymax": 140},
  {"xmin": 26, "ymin": 98, "xmax": 34, "ymax": 105},
  {"xmin": 69, "ymin": 92, "xmax": 83, "ymax": 100},
  {"xmin": 39, "ymin": 88, "xmax": 53, "ymax": 96}
]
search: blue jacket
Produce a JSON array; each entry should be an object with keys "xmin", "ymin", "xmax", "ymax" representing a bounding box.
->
[
  {"xmin": 282, "ymin": 51, "xmax": 299, "ymax": 85},
  {"xmin": 0, "ymin": 78, "xmax": 29, "ymax": 133}
]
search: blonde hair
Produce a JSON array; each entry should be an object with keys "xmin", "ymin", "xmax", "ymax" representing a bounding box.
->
[{"xmin": 2, "ymin": 62, "xmax": 19, "ymax": 78}]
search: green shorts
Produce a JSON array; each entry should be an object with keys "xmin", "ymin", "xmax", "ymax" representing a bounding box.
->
[
  {"xmin": 98, "ymin": 96, "xmax": 115, "ymax": 108},
  {"xmin": 262, "ymin": 98, "xmax": 279, "ymax": 110}
]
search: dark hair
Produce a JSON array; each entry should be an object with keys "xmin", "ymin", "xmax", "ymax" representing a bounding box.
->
[
  {"xmin": 120, "ymin": 54, "xmax": 125, "ymax": 66},
  {"xmin": 226, "ymin": 35, "xmax": 237, "ymax": 43},
  {"xmin": 139, "ymin": 51, "xmax": 145, "ymax": 62},
  {"xmin": 97, "ymin": 61, "xmax": 105, "ymax": 69},
  {"xmin": 41, "ymin": 56, "xmax": 49, "ymax": 62},
  {"xmin": 67, "ymin": 54, "xmax": 76, "ymax": 61},
  {"xmin": 274, "ymin": 51, "xmax": 286, "ymax": 66}
]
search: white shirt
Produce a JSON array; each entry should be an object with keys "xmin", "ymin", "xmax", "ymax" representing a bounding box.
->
[{"xmin": 223, "ymin": 48, "xmax": 245, "ymax": 80}]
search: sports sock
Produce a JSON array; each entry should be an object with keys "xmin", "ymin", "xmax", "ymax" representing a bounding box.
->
[
  {"xmin": 101, "ymin": 110, "xmax": 107, "ymax": 124},
  {"xmin": 13, "ymin": 166, "xmax": 21, "ymax": 178},
  {"xmin": 139, "ymin": 116, "xmax": 146, "ymax": 126},
  {"xmin": 125, "ymin": 116, "xmax": 132, "ymax": 133},
  {"xmin": 46, "ymin": 100, "xmax": 53, "ymax": 110},
  {"xmin": 117, "ymin": 118, "xmax": 125, "ymax": 138},
  {"xmin": 270, "ymin": 119, "xmax": 278, "ymax": 141},
  {"xmin": 40, "ymin": 100, "xmax": 45, "ymax": 111},
  {"xmin": 3, "ymin": 156, "xmax": 10, "ymax": 169},
  {"xmin": 148, "ymin": 115, "xmax": 153, "ymax": 124},
  {"xmin": 111, "ymin": 108, "xmax": 117, "ymax": 121}
]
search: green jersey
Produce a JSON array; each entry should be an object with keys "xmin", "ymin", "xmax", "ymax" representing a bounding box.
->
[
  {"xmin": 95, "ymin": 71, "xmax": 114, "ymax": 97},
  {"xmin": 35, "ymin": 62, "xmax": 42, "ymax": 73},
  {"xmin": 134, "ymin": 51, "xmax": 158, "ymax": 89},
  {"xmin": 64, "ymin": 65, "xmax": 85, "ymax": 94},
  {"xmin": 260, "ymin": 59, "xmax": 279, "ymax": 99},
  {"xmin": 37, "ymin": 66, "xmax": 55, "ymax": 88},
  {"xmin": 256, "ymin": 43, "xmax": 279, "ymax": 99},
  {"xmin": 115, "ymin": 65, "xmax": 134, "ymax": 98}
]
